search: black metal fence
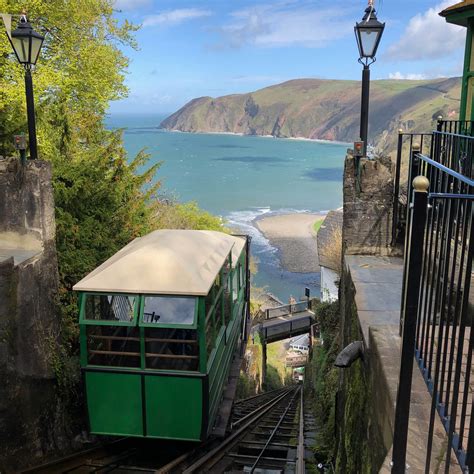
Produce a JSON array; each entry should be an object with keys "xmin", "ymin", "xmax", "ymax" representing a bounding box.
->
[
  {"xmin": 266, "ymin": 300, "xmax": 310, "ymax": 319},
  {"xmin": 392, "ymin": 132, "xmax": 434, "ymax": 246},
  {"xmin": 437, "ymin": 119, "xmax": 474, "ymax": 136},
  {"xmin": 392, "ymin": 128, "xmax": 474, "ymax": 472}
]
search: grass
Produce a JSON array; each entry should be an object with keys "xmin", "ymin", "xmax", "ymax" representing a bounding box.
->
[
  {"xmin": 267, "ymin": 340, "xmax": 291, "ymax": 384},
  {"xmin": 313, "ymin": 218, "xmax": 324, "ymax": 233}
]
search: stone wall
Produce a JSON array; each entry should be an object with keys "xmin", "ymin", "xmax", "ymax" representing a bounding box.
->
[
  {"xmin": 343, "ymin": 153, "xmax": 393, "ymax": 256},
  {"xmin": 334, "ymin": 260, "xmax": 394, "ymax": 473},
  {"xmin": 0, "ymin": 159, "xmax": 74, "ymax": 472}
]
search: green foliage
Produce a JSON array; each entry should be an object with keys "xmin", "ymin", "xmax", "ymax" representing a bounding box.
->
[
  {"xmin": 313, "ymin": 219, "xmax": 323, "ymax": 233},
  {"xmin": 0, "ymin": 0, "xmax": 137, "ymax": 158},
  {"xmin": 335, "ymin": 305, "xmax": 370, "ymax": 474},
  {"xmin": 266, "ymin": 364, "xmax": 284, "ymax": 390},
  {"xmin": 0, "ymin": 1, "xmax": 225, "ymax": 392},
  {"xmin": 155, "ymin": 201, "xmax": 224, "ymax": 231},
  {"xmin": 235, "ymin": 373, "xmax": 258, "ymax": 400},
  {"xmin": 307, "ymin": 300, "xmax": 340, "ymax": 463}
]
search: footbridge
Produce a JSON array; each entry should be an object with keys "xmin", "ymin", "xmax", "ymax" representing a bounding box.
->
[
  {"xmin": 252, "ymin": 301, "xmax": 316, "ymax": 388},
  {"xmin": 255, "ymin": 301, "xmax": 316, "ymax": 344}
]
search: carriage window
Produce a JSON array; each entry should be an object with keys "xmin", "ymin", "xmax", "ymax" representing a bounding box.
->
[
  {"xmin": 143, "ymin": 296, "xmax": 196, "ymax": 325},
  {"xmin": 84, "ymin": 294, "xmax": 136, "ymax": 323},
  {"xmin": 232, "ymin": 268, "xmax": 239, "ymax": 302}
]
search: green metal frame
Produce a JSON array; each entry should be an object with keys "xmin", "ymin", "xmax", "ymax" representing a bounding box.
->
[
  {"xmin": 139, "ymin": 295, "xmax": 198, "ymax": 329},
  {"xmin": 460, "ymin": 21, "xmax": 473, "ymax": 122},
  {"xmin": 79, "ymin": 292, "xmax": 139, "ymax": 326},
  {"xmin": 444, "ymin": 9, "xmax": 473, "ymax": 122}
]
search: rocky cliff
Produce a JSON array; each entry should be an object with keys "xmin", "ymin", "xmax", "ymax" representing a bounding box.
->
[{"xmin": 160, "ymin": 77, "xmax": 461, "ymax": 156}]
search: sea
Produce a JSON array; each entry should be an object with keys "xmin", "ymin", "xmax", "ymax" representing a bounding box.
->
[{"xmin": 106, "ymin": 113, "xmax": 347, "ymax": 302}]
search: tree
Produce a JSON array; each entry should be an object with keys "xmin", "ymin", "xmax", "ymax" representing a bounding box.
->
[{"xmin": 0, "ymin": 1, "xmax": 224, "ymax": 363}]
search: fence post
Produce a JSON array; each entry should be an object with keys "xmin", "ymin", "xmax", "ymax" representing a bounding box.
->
[
  {"xmin": 400, "ymin": 143, "xmax": 421, "ymax": 336},
  {"xmin": 392, "ymin": 129, "xmax": 404, "ymax": 246},
  {"xmin": 391, "ymin": 175, "xmax": 429, "ymax": 473},
  {"xmin": 436, "ymin": 115, "xmax": 443, "ymax": 133}
]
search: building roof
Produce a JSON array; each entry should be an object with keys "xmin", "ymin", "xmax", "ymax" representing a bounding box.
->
[
  {"xmin": 290, "ymin": 334, "xmax": 310, "ymax": 347},
  {"xmin": 317, "ymin": 209, "xmax": 343, "ymax": 271},
  {"xmin": 440, "ymin": 1, "xmax": 474, "ymax": 25},
  {"xmin": 73, "ymin": 229, "xmax": 246, "ymax": 296}
]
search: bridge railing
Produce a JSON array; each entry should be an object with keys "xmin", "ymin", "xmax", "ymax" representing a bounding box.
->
[
  {"xmin": 391, "ymin": 129, "xmax": 474, "ymax": 473},
  {"xmin": 266, "ymin": 301, "xmax": 310, "ymax": 320}
]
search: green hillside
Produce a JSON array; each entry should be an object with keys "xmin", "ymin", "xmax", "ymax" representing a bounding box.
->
[{"xmin": 160, "ymin": 77, "xmax": 461, "ymax": 157}]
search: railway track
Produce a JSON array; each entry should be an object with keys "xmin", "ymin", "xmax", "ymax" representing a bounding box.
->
[
  {"xmin": 23, "ymin": 386, "xmax": 305, "ymax": 473},
  {"xmin": 180, "ymin": 386, "xmax": 303, "ymax": 473}
]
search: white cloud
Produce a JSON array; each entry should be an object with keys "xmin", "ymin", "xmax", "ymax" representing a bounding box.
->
[
  {"xmin": 218, "ymin": 3, "xmax": 353, "ymax": 49},
  {"xmin": 388, "ymin": 72, "xmax": 428, "ymax": 80},
  {"xmin": 114, "ymin": 0, "xmax": 151, "ymax": 11},
  {"xmin": 386, "ymin": 1, "xmax": 465, "ymax": 61},
  {"xmin": 143, "ymin": 8, "xmax": 212, "ymax": 27}
]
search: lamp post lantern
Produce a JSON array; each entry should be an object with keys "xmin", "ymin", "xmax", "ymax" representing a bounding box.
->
[
  {"xmin": 355, "ymin": 0, "xmax": 385, "ymax": 156},
  {"xmin": 7, "ymin": 14, "xmax": 44, "ymax": 160}
]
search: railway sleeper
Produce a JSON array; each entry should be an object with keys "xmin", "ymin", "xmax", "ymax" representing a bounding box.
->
[
  {"xmin": 234, "ymin": 444, "xmax": 290, "ymax": 458},
  {"xmin": 250, "ymin": 431, "xmax": 295, "ymax": 438},
  {"xmin": 229, "ymin": 453, "xmax": 295, "ymax": 467},
  {"xmin": 257, "ymin": 422, "xmax": 295, "ymax": 429},
  {"xmin": 237, "ymin": 440, "xmax": 295, "ymax": 448}
]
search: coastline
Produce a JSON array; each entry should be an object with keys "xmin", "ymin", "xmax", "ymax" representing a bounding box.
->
[
  {"xmin": 254, "ymin": 213, "xmax": 325, "ymax": 274},
  {"xmin": 160, "ymin": 127, "xmax": 351, "ymax": 147}
]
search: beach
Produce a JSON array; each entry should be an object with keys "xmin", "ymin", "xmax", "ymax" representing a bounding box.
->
[{"xmin": 255, "ymin": 213, "xmax": 324, "ymax": 273}]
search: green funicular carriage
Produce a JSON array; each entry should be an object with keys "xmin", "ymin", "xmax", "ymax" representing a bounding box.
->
[{"xmin": 74, "ymin": 229, "xmax": 250, "ymax": 441}]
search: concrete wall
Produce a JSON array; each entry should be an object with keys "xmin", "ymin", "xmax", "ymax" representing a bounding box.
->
[
  {"xmin": 0, "ymin": 158, "xmax": 71, "ymax": 472},
  {"xmin": 343, "ymin": 153, "xmax": 393, "ymax": 256}
]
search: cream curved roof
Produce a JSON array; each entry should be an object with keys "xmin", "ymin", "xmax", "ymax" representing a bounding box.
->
[{"xmin": 73, "ymin": 229, "xmax": 246, "ymax": 296}]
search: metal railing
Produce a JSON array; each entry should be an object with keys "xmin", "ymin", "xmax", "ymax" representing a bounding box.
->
[
  {"xmin": 392, "ymin": 119, "xmax": 474, "ymax": 247},
  {"xmin": 392, "ymin": 129, "xmax": 474, "ymax": 473},
  {"xmin": 266, "ymin": 300, "xmax": 310, "ymax": 320},
  {"xmin": 437, "ymin": 119, "xmax": 474, "ymax": 136},
  {"xmin": 392, "ymin": 132, "xmax": 434, "ymax": 246}
]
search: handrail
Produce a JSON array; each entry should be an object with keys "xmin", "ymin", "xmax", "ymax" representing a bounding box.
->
[
  {"xmin": 433, "ymin": 130, "xmax": 474, "ymax": 140},
  {"xmin": 416, "ymin": 153, "xmax": 474, "ymax": 187}
]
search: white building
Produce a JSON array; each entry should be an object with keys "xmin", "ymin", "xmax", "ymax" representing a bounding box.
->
[
  {"xmin": 317, "ymin": 209, "xmax": 343, "ymax": 302},
  {"xmin": 289, "ymin": 334, "xmax": 310, "ymax": 353}
]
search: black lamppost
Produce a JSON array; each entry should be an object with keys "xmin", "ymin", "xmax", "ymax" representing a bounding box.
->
[
  {"xmin": 355, "ymin": 0, "xmax": 385, "ymax": 156},
  {"xmin": 7, "ymin": 14, "xmax": 44, "ymax": 160}
]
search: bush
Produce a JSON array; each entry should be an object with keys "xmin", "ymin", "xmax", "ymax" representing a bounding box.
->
[{"xmin": 307, "ymin": 300, "xmax": 341, "ymax": 462}]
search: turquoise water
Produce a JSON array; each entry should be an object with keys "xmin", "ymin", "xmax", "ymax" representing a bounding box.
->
[{"xmin": 107, "ymin": 113, "xmax": 347, "ymax": 301}]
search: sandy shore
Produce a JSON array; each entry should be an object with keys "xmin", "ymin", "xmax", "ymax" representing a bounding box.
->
[{"xmin": 255, "ymin": 213, "xmax": 324, "ymax": 273}]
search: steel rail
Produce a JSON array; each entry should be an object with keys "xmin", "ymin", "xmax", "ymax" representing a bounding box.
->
[
  {"xmin": 231, "ymin": 388, "xmax": 289, "ymax": 429},
  {"xmin": 296, "ymin": 387, "xmax": 305, "ymax": 474},
  {"xmin": 248, "ymin": 386, "xmax": 301, "ymax": 473},
  {"xmin": 232, "ymin": 387, "xmax": 286, "ymax": 406},
  {"xmin": 182, "ymin": 387, "xmax": 296, "ymax": 473},
  {"xmin": 20, "ymin": 438, "xmax": 129, "ymax": 473}
]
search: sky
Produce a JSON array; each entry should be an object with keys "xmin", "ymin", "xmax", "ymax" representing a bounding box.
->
[{"xmin": 110, "ymin": 0, "xmax": 466, "ymax": 115}]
